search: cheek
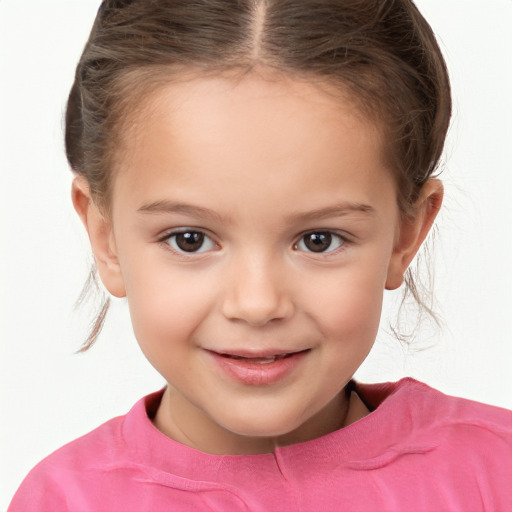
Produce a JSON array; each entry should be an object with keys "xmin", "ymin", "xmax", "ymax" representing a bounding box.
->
[
  {"xmin": 124, "ymin": 272, "xmax": 212, "ymax": 383},
  {"xmin": 305, "ymin": 259, "xmax": 387, "ymax": 344},
  {"xmin": 121, "ymin": 257, "xmax": 213, "ymax": 352},
  {"xmin": 311, "ymin": 276, "xmax": 384, "ymax": 387},
  {"xmin": 321, "ymin": 283, "xmax": 383, "ymax": 340}
]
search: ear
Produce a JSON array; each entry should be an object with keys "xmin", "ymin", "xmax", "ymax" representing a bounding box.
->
[
  {"xmin": 71, "ymin": 176, "xmax": 126, "ymax": 298},
  {"xmin": 385, "ymin": 179, "xmax": 443, "ymax": 290}
]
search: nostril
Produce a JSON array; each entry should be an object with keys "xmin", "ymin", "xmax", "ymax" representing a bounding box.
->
[
  {"xmin": 222, "ymin": 292, "xmax": 295, "ymax": 326},
  {"xmin": 220, "ymin": 263, "xmax": 295, "ymax": 325}
]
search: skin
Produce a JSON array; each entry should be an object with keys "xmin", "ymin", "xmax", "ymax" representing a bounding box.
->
[{"xmin": 73, "ymin": 71, "xmax": 442, "ymax": 455}]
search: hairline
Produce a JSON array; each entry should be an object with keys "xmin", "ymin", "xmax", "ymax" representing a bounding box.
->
[{"xmin": 93, "ymin": 63, "xmax": 398, "ymax": 218}]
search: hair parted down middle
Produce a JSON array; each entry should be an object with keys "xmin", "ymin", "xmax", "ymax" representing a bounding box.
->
[{"xmin": 66, "ymin": 0, "xmax": 452, "ymax": 350}]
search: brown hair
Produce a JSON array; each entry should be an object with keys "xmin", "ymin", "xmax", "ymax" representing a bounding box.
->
[{"xmin": 67, "ymin": 0, "xmax": 451, "ymax": 350}]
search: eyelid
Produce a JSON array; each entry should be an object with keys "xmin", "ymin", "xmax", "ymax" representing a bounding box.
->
[
  {"xmin": 157, "ymin": 226, "xmax": 214, "ymax": 241},
  {"xmin": 158, "ymin": 227, "xmax": 219, "ymax": 255},
  {"xmin": 293, "ymin": 229, "xmax": 350, "ymax": 254}
]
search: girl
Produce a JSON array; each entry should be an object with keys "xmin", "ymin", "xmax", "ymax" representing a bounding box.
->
[{"xmin": 7, "ymin": 0, "xmax": 511, "ymax": 510}]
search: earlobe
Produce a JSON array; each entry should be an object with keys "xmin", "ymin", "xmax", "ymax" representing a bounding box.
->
[
  {"xmin": 71, "ymin": 176, "xmax": 126, "ymax": 298},
  {"xmin": 385, "ymin": 179, "xmax": 443, "ymax": 290}
]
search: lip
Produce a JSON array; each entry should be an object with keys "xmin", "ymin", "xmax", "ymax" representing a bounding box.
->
[{"xmin": 205, "ymin": 349, "xmax": 310, "ymax": 386}]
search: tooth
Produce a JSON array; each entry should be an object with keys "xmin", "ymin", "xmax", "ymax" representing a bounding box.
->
[
  {"xmin": 255, "ymin": 357, "xmax": 276, "ymax": 364},
  {"xmin": 224, "ymin": 354, "xmax": 286, "ymax": 363}
]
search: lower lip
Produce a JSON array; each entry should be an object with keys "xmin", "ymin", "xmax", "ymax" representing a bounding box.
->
[{"xmin": 206, "ymin": 350, "xmax": 309, "ymax": 386}]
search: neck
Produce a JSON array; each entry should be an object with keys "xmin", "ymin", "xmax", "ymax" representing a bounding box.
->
[{"xmin": 152, "ymin": 384, "xmax": 369, "ymax": 455}]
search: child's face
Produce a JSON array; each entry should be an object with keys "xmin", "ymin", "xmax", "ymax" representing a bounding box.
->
[{"xmin": 82, "ymin": 73, "xmax": 428, "ymax": 454}]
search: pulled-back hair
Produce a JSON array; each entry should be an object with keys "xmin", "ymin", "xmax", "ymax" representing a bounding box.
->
[{"xmin": 67, "ymin": 0, "xmax": 451, "ymax": 350}]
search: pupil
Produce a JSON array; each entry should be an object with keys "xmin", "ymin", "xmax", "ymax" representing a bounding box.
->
[
  {"xmin": 176, "ymin": 232, "xmax": 204, "ymax": 252},
  {"xmin": 305, "ymin": 232, "xmax": 332, "ymax": 252}
]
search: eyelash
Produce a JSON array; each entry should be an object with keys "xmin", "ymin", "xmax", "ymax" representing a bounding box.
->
[
  {"xmin": 293, "ymin": 231, "xmax": 348, "ymax": 255},
  {"xmin": 157, "ymin": 229, "xmax": 350, "ymax": 257},
  {"xmin": 158, "ymin": 229, "xmax": 218, "ymax": 255}
]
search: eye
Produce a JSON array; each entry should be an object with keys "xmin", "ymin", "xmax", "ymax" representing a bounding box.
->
[
  {"xmin": 164, "ymin": 230, "xmax": 216, "ymax": 253},
  {"xmin": 295, "ymin": 231, "xmax": 345, "ymax": 253}
]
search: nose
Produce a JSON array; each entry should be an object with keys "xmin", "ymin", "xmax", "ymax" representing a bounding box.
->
[{"xmin": 221, "ymin": 254, "xmax": 295, "ymax": 326}]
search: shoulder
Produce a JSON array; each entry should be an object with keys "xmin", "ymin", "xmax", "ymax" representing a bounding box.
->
[
  {"xmin": 400, "ymin": 378, "xmax": 511, "ymax": 435},
  {"xmin": 359, "ymin": 377, "xmax": 512, "ymax": 434},
  {"xmin": 354, "ymin": 379, "xmax": 511, "ymax": 509},
  {"xmin": 358, "ymin": 377, "xmax": 512, "ymax": 470},
  {"xmin": 8, "ymin": 415, "xmax": 125, "ymax": 511},
  {"xmin": 8, "ymin": 392, "xmax": 156, "ymax": 512},
  {"xmin": 409, "ymin": 379, "xmax": 512, "ymax": 460},
  {"xmin": 355, "ymin": 377, "xmax": 512, "ymax": 465}
]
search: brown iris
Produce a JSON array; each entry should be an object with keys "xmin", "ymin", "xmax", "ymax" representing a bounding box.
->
[
  {"xmin": 302, "ymin": 232, "xmax": 333, "ymax": 253},
  {"xmin": 175, "ymin": 231, "xmax": 205, "ymax": 252}
]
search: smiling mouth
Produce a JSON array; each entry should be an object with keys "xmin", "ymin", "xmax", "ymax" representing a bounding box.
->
[
  {"xmin": 212, "ymin": 349, "xmax": 310, "ymax": 364},
  {"xmin": 206, "ymin": 349, "xmax": 310, "ymax": 386},
  {"xmin": 220, "ymin": 354, "xmax": 291, "ymax": 364}
]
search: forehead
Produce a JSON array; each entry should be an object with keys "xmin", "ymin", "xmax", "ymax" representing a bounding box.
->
[{"xmin": 111, "ymin": 72, "xmax": 395, "ymax": 216}]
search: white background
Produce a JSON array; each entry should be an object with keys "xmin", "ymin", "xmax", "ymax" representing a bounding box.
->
[{"xmin": 1, "ymin": 0, "xmax": 511, "ymax": 508}]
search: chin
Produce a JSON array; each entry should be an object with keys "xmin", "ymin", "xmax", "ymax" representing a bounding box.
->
[{"xmin": 218, "ymin": 409, "xmax": 306, "ymax": 440}]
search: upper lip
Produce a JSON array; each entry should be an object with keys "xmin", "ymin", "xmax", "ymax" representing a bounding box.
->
[{"xmin": 205, "ymin": 348, "xmax": 310, "ymax": 358}]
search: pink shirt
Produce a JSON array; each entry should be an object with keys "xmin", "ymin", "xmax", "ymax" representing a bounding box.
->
[{"xmin": 9, "ymin": 378, "xmax": 512, "ymax": 511}]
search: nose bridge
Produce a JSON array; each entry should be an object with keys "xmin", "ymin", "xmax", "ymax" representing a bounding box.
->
[{"xmin": 222, "ymin": 247, "xmax": 293, "ymax": 326}]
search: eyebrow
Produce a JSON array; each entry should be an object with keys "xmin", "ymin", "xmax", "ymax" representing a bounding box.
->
[
  {"xmin": 137, "ymin": 199, "xmax": 375, "ymax": 223},
  {"xmin": 137, "ymin": 200, "xmax": 231, "ymax": 223},
  {"xmin": 285, "ymin": 202, "xmax": 376, "ymax": 222}
]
